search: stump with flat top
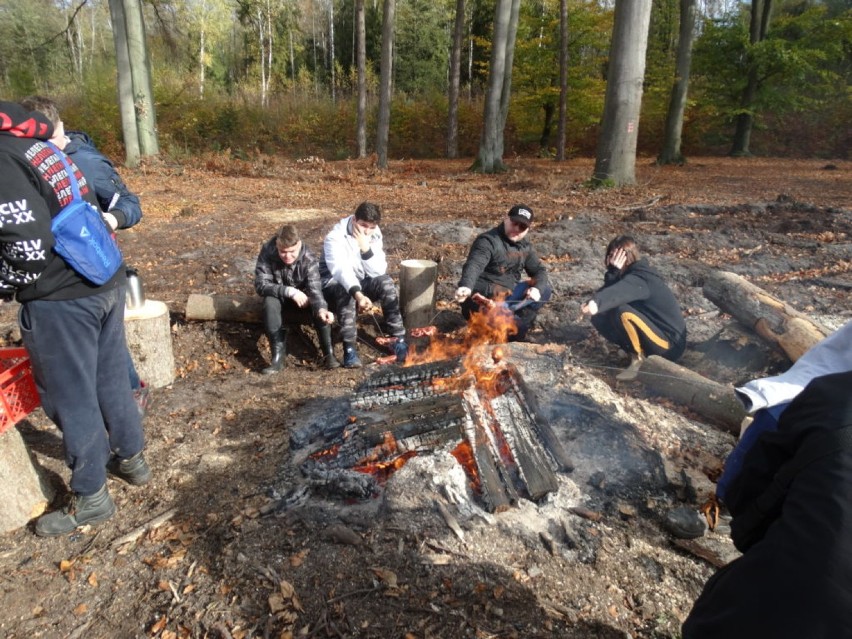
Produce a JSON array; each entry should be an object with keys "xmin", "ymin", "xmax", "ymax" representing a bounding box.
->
[
  {"xmin": 124, "ymin": 299, "xmax": 176, "ymax": 389},
  {"xmin": 0, "ymin": 425, "xmax": 53, "ymax": 533}
]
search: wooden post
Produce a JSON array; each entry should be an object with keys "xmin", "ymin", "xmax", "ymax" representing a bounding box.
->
[
  {"xmin": 0, "ymin": 426, "xmax": 53, "ymax": 533},
  {"xmin": 399, "ymin": 259, "xmax": 438, "ymax": 330},
  {"xmin": 635, "ymin": 355, "xmax": 746, "ymax": 434},
  {"xmin": 703, "ymin": 271, "xmax": 831, "ymax": 362},
  {"xmin": 185, "ymin": 293, "xmax": 263, "ymax": 323},
  {"xmin": 125, "ymin": 300, "xmax": 175, "ymax": 388}
]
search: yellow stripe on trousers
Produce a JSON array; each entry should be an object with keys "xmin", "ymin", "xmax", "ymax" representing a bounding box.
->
[{"xmin": 620, "ymin": 312, "xmax": 670, "ymax": 356}]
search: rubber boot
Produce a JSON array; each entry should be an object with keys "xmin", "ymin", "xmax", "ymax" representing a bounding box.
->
[
  {"xmin": 342, "ymin": 342, "xmax": 362, "ymax": 368},
  {"xmin": 35, "ymin": 484, "xmax": 116, "ymax": 537},
  {"xmin": 317, "ymin": 324, "xmax": 340, "ymax": 369},
  {"xmin": 262, "ymin": 329, "xmax": 287, "ymax": 375}
]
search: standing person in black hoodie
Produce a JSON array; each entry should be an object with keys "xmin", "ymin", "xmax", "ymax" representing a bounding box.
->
[
  {"xmin": 455, "ymin": 205, "xmax": 552, "ymax": 341},
  {"xmin": 19, "ymin": 95, "xmax": 150, "ymax": 415},
  {"xmin": 0, "ymin": 101, "xmax": 149, "ymax": 537},
  {"xmin": 682, "ymin": 370, "xmax": 852, "ymax": 639},
  {"xmin": 581, "ymin": 235, "xmax": 686, "ymax": 380}
]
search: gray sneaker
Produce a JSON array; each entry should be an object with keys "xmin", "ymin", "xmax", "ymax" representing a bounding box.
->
[
  {"xmin": 107, "ymin": 451, "xmax": 152, "ymax": 486},
  {"xmin": 35, "ymin": 485, "xmax": 116, "ymax": 537}
]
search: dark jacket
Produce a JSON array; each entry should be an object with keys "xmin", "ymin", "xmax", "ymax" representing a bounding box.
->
[
  {"xmin": 0, "ymin": 102, "xmax": 122, "ymax": 302},
  {"xmin": 458, "ymin": 224, "xmax": 549, "ymax": 297},
  {"xmin": 64, "ymin": 131, "xmax": 142, "ymax": 229},
  {"xmin": 592, "ymin": 257, "xmax": 686, "ymax": 344},
  {"xmin": 254, "ymin": 238, "xmax": 327, "ymax": 316},
  {"xmin": 683, "ymin": 371, "xmax": 852, "ymax": 639}
]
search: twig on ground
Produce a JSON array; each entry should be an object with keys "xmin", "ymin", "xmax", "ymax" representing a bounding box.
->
[{"xmin": 109, "ymin": 507, "xmax": 178, "ymax": 548}]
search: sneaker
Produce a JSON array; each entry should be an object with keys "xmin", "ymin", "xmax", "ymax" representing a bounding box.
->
[
  {"xmin": 393, "ymin": 339, "xmax": 409, "ymax": 364},
  {"xmin": 616, "ymin": 355, "xmax": 644, "ymax": 381},
  {"xmin": 343, "ymin": 345, "xmax": 362, "ymax": 369},
  {"xmin": 107, "ymin": 451, "xmax": 152, "ymax": 486},
  {"xmin": 35, "ymin": 485, "xmax": 116, "ymax": 537},
  {"xmin": 133, "ymin": 382, "xmax": 151, "ymax": 417}
]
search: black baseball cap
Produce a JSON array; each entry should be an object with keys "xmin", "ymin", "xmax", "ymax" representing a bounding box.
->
[{"xmin": 508, "ymin": 205, "xmax": 534, "ymax": 226}]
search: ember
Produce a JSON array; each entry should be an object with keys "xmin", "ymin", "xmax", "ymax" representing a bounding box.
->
[{"xmin": 296, "ymin": 354, "xmax": 574, "ymax": 512}]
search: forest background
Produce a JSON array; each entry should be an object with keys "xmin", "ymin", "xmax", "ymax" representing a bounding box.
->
[{"xmin": 0, "ymin": 0, "xmax": 849, "ymax": 164}]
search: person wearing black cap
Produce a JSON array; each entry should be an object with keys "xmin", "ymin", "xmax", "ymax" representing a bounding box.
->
[
  {"xmin": 580, "ymin": 235, "xmax": 686, "ymax": 380},
  {"xmin": 455, "ymin": 205, "xmax": 552, "ymax": 341}
]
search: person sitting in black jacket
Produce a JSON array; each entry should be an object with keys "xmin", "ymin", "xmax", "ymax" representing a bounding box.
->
[
  {"xmin": 454, "ymin": 205, "xmax": 552, "ymax": 342},
  {"xmin": 255, "ymin": 224, "xmax": 337, "ymax": 372},
  {"xmin": 581, "ymin": 235, "xmax": 686, "ymax": 380},
  {"xmin": 682, "ymin": 370, "xmax": 852, "ymax": 639}
]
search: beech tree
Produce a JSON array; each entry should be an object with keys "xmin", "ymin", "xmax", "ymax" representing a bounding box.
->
[
  {"xmin": 356, "ymin": 0, "xmax": 367, "ymax": 158},
  {"xmin": 658, "ymin": 0, "xmax": 697, "ymax": 165},
  {"xmin": 555, "ymin": 0, "xmax": 568, "ymax": 161},
  {"xmin": 592, "ymin": 0, "xmax": 653, "ymax": 186},
  {"xmin": 375, "ymin": 0, "xmax": 395, "ymax": 169},
  {"xmin": 447, "ymin": 0, "xmax": 466, "ymax": 159}
]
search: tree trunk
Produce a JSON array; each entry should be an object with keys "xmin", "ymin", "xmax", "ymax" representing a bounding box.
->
[
  {"xmin": 635, "ymin": 355, "xmax": 745, "ymax": 434},
  {"xmin": 446, "ymin": 0, "xmax": 466, "ymax": 159},
  {"xmin": 494, "ymin": 0, "xmax": 521, "ymax": 160},
  {"xmin": 356, "ymin": 0, "xmax": 367, "ymax": 158},
  {"xmin": 592, "ymin": 0, "xmax": 653, "ymax": 186},
  {"xmin": 0, "ymin": 426, "xmax": 54, "ymax": 534},
  {"xmin": 702, "ymin": 270, "xmax": 830, "ymax": 362},
  {"xmin": 472, "ymin": 0, "xmax": 512, "ymax": 173},
  {"xmin": 555, "ymin": 0, "xmax": 568, "ymax": 161},
  {"xmin": 730, "ymin": 0, "xmax": 773, "ymax": 156},
  {"xmin": 108, "ymin": 0, "xmax": 141, "ymax": 168},
  {"xmin": 539, "ymin": 102, "xmax": 555, "ymax": 150},
  {"xmin": 399, "ymin": 259, "xmax": 438, "ymax": 330},
  {"xmin": 376, "ymin": 0, "xmax": 396, "ymax": 169},
  {"xmin": 658, "ymin": 0, "xmax": 696, "ymax": 165},
  {"xmin": 329, "ymin": 0, "xmax": 336, "ymax": 103},
  {"xmin": 185, "ymin": 293, "xmax": 263, "ymax": 323},
  {"xmin": 122, "ymin": 0, "xmax": 159, "ymax": 156}
]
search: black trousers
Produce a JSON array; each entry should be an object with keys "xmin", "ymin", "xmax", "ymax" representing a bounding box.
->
[{"xmin": 591, "ymin": 303, "xmax": 685, "ymax": 361}]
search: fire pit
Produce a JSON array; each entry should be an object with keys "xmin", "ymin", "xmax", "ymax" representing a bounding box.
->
[{"xmin": 292, "ymin": 349, "xmax": 574, "ymax": 513}]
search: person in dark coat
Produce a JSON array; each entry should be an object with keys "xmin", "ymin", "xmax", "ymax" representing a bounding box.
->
[
  {"xmin": 255, "ymin": 224, "xmax": 337, "ymax": 372},
  {"xmin": 682, "ymin": 370, "xmax": 852, "ymax": 639},
  {"xmin": 455, "ymin": 205, "xmax": 552, "ymax": 341},
  {"xmin": 581, "ymin": 235, "xmax": 686, "ymax": 380}
]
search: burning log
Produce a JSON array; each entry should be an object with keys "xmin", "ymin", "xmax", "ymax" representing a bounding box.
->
[
  {"xmin": 703, "ymin": 271, "xmax": 831, "ymax": 362},
  {"xmin": 635, "ymin": 355, "xmax": 746, "ymax": 435}
]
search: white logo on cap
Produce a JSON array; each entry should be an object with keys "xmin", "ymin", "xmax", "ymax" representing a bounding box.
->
[{"xmin": 516, "ymin": 209, "xmax": 531, "ymax": 219}]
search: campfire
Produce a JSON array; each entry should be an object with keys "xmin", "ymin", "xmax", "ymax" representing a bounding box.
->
[{"xmin": 292, "ymin": 302, "xmax": 574, "ymax": 513}]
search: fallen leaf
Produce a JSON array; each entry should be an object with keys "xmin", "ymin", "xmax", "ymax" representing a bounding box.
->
[
  {"xmin": 150, "ymin": 616, "xmax": 168, "ymax": 634},
  {"xmin": 73, "ymin": 603, "xmax": 88, "ymax": 616},
  {"xmin": 87, "ymin": 572, "xmax": 99, "ymax": 588},
  {"xmin": 289, "ymin": 549, "xmax": 309, "ymax": 567},
  {"xmin": 59, "ymin": 559, "xmax": 74, "ymax": 572},
  {"xmin": 370, "ymin": 567, "xmax": 398, "ymax": 589}
]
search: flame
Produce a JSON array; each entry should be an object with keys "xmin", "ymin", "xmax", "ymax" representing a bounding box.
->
[
  {"xmin": 353, "ymin": 450, "xmax": 418, "ymax": 483},
  {"xmin": 308, "ymin": 443, "xmax": 340, "ymax": 461},
  {"xmin": 451, "ymin": 440, "xmax": 481, "ymax": 493}
]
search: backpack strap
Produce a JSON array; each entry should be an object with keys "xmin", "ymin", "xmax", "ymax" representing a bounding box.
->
[
  {"xmin": 733, "ymin": 425, "xmax": 852, "ymax": 548},
  {"xmin": 46, "ymin": 141, "xmax": 82, "ymax": 202}
]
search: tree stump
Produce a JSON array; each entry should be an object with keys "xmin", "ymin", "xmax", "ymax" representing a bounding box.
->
[
  {"xmin": 125, "ymin": 300, "xmax": 175, "ymax": 388},
  {"xmin": 399, "ymin": 259, "xmax": 438, "ymax": 330},
  {"xmin": 0, "ymin": 426, "xmax": 53, "ymax": 533},
  {"xmin": 703, "ymin": 270, "xmax": 831, "ymax": 362},
  {"xmin": 635, "ymin": 355, "xmax": 746, "ymax": 434}
]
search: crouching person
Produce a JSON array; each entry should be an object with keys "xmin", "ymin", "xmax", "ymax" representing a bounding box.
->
[
  {"xmin": 581, "ymin": 235, "xmax": 686, "ymax": 380},
  {"xmin": 682, "ymin": 370, "xmax": 852, "ymax": 639},
  {"xmin": 255, "ymin": 224, "xmax": 337, "ymax": 373}
]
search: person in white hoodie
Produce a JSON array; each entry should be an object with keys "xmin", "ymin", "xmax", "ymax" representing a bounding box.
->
[{"xmin": 319, "ymin": 202, "xmax": 407, "ymax": 368}]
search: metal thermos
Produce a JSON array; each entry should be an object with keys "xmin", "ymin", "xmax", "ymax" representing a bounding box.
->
[{"xmin": 126, "ymin": 268, "xmax": 146, "ymax": 310}]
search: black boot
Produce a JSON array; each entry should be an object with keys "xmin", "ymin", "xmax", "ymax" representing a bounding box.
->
[
  {"xmin": 317, "ymin": 324, "xmax": 340, "ymax": 369},
  {"xmin": 35, "ymin": 484, "xmax": 116, "ymax": 537},
  {"xmin": 262, "ymin": 329, "xmax": 287, "ymax": 375}
]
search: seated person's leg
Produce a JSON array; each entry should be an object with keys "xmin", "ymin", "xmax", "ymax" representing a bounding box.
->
[
  {"xmin": 324, "ymin": 282, "xmax": 360, "ymax": 367},
  {"xmin": 261, "ymin": 296, "xmax": 288, "ymax": 374},
  {"xmin": 361, "ymin": 274, "xmax": 405, "ymax": 339},
  {"xmin": 590, "ymin": 307, "xmax": 634, "ymax": 353},
  {"xmin": 617, "ymin": 306, "xmax": 675, "ymax": 359}
]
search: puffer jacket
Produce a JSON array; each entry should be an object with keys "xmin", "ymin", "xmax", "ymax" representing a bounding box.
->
[{"xmin": 254, "ymin": 237, "xmax": 327, "ymax": 315}]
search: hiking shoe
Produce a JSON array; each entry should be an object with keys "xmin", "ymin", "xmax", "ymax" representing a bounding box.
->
[
  {"xmin": 616, "ymin": 355, "xmax": 644, "ymax": 381},
  {"xmin": 35, "ymin": 485, "xmax": 116, "ymax": 537},
  {"xmin": 133, "ymin": 382, "xmax": 150, "ymax": 417},
  {"xmin": 393, "ymin": 339, "xmax": 409, "ymax": 364},
  {"xmin": 343, "ymin": 346, "xmax": 362, "ymax": 369},
  {"xmin": 107, "ymin": 451, "xmax": 152, "ymax": 486},
  {"xmin": 664, "ymin": 506, "xmax": 708, "ymax": 540}
]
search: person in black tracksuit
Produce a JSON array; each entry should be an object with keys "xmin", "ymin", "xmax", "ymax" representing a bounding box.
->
[
  {"xmin": 455, "ymin": 205, "xmax": 552, "ymax": 341},
  {"xmin": 581, "ymin": 235, "xmax": 686, "ymax": 379},
  {"xmin": 255, "ymin": 224, "xmax": 337, "ymax": 372},
  {"xmin": 682, "ymin": 370, "xmax": 852, "ymax": 639}
]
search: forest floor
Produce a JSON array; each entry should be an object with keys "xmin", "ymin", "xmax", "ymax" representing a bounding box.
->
[{"xmin": 0, "ymin": 155, "xmax": 849, "ymax": 639}]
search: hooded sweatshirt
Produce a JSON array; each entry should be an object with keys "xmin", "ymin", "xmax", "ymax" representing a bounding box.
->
[{"xmin": 0, "ymin": 101, "xmax": 122, "ymax": 301}]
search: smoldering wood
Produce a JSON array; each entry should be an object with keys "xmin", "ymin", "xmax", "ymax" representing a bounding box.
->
[
  {"xmin": 703, "ymin": 270, "xmax": 831, "ymax": 362},
  {"xmin": 303, "ymin": 466, "xmax": 377, "ymax": 499},
  {"xmin": 635, "ymin": 355, "xmax": 746, "ymax": 435}
]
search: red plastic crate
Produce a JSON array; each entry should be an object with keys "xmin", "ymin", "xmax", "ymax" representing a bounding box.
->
[{"xmin": 0, "ymin": 347, "xmax": 41, "ymax": 434}]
